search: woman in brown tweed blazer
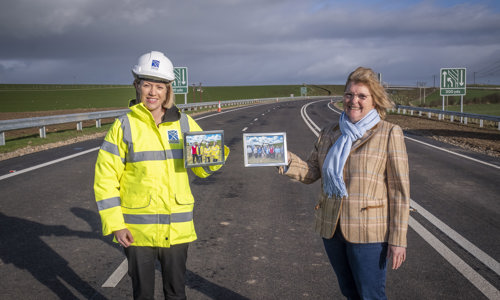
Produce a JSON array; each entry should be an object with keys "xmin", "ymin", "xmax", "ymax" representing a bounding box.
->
[{"xmin": 281, "ymin": 67, "xmax": 410, "ymax": 299}]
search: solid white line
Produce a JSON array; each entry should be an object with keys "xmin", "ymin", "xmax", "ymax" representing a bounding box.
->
[
  {"xmin": 300, "ymin": 102, "xmax": 321, "ymax": 137},
  {"xmin": 102, "ymin": 259, "xmax": 128, "ymax": 288},
  {"xmin": 404, "ymin": 136, "xmax": 500, "ymax": 169},
  {"xmin": 409, "ymin": 217, "xmax": 500, "ymax": 299},
  {"xmin": 410, "ymin": 200, "xmax": 500, "ymax": 275},
  {"xmin": 0, "ymin": 147, "xmax": 100, "ymax": 181}
]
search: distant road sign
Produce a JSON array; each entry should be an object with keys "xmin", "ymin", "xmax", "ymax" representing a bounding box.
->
[
  {"xmin": 173, "ymin": 67, "xmax": 188, "ymax": 94},
  {"xmin": 300, "ymin": 87, "xmax": 307, "ymax": 96},
  {"xmin": 440, "ymin": 68, "xmax": 466, "ymax": 96}
]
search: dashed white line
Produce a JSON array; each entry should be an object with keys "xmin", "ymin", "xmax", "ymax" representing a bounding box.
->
[{"xmin": 242, "ymin": 127, "xmax": 248, "ymax": 132}]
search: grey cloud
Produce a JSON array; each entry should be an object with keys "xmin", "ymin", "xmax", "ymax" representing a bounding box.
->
[{"xmin": 0, "ymin": 0, "xmax": 499, "ymax": 85}]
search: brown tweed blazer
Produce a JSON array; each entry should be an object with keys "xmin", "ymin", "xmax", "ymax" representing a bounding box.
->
[{"xmin": 285, "ymin": 120, "xmax": 410, "ymax": 247}]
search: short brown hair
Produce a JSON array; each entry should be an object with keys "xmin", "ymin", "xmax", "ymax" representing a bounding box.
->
[{"xmin": 344, "ymin": 67, "xmax": 393, "ymax": 119}]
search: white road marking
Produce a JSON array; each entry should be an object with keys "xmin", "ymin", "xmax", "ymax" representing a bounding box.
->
[
  {"xmin": 303, "ymin": 100, "xmax": 500, "ymax": 298},
  {"xmin": 411, "ymin": 200, "xmax": 500, "ymax": 276},
  {"xmin": 242, "ymin": 127, "xmax": 248, "ymax": 132},
  {"xmin": 102, "ymin": 259, "xmax": 128, "ymax": 288},
  {"xmin": 0, "ymin": 147, "xmax": 99, "ymax": 181},
  {"xmin": 405, "ymin": 136, "xmax": 500, "ymax": 169},
  {"xmin": 410, "ymin": 217, "xmax": 500, "ymax": 299}
]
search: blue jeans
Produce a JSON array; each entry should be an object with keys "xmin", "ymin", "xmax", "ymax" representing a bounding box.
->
[{"xmin": 323, "ymin": 230, "xmax": 388, "ymax": 300}]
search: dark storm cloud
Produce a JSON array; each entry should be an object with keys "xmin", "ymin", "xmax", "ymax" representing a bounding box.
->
[{"xmin": 0, "ymin": 0, "xmax": 499, "ymax": 85}]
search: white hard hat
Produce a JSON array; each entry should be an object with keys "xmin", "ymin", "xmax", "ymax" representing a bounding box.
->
[{"xmin": 131, "ymin": 51, "xmax": 175, "ymax": 82}]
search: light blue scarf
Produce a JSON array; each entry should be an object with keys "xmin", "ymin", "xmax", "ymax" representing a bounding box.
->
[{"xmin": 322, "ymin": 109, "xmax": 381, "ymax": 198}]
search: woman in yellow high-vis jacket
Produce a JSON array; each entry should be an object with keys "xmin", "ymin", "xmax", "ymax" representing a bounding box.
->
[{"xmin": 94, "ymin": 51, "xmax": 228, "ymax": 300}]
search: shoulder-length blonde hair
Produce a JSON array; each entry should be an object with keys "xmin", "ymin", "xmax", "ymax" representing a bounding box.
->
[
  {"xmin": 344, "ymin": 67, "xmax": 393, "ymax": 119},
  {"xmin": 133, "ymin": 78, "xmax": 175, "ymax": 109}
]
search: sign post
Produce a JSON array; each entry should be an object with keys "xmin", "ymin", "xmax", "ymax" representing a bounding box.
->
[
  {"xmin": 440, "ymin": 68, "xmax": 466, "ymax": 112},
  {"xmin": 173, "ymin": 67, "xmax": 188, "ymax": 104}
]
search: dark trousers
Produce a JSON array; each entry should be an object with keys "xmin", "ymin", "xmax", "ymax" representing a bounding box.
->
[
  {"xmin": 124, "ymin": 244, "xmax": 189, "ymax": 300},
  {"xmin": 323, "ymin": 230, "xmax": 388, "ymax": 300}
]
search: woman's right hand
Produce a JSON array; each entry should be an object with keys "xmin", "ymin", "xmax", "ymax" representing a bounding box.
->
[{"xmin": 114, "ymin": 228, "xmax": 134, "ymax": 247}]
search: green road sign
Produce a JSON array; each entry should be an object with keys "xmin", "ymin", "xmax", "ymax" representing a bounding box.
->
[
  {"xmin": 300, "ymin": 87, "xmax": 307, "ymax": 96},
  {"xmin": 173, "ymin": 67, "xmax": 188, "ymax": 94},
  {"xmin": 440, "ymin": 68, "xmax": 466, "ymax": 96}
]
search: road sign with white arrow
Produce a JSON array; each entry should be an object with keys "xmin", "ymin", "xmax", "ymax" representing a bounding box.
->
[
  {"xmin": 440, "ymin": 68, "xmax": 466, "ymax": 96},
  {"xmin": 172, "ymin": 67, "xmax": 188, "ymax": 94}
]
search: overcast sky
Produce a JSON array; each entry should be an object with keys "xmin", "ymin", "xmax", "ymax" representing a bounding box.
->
[{"xmin": 1, "ymin": 0, "xmax": 499, "ymax": 86}]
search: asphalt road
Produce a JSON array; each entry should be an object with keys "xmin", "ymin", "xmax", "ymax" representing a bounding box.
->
[{"xmin": 0, "ymin": 99, "xmax": 499, "ymax": 299}]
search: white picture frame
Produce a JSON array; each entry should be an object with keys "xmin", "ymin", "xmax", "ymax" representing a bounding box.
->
[
  {"xmin": 184, "ymin": 130, "xmax": 225, "ymax": 168},
  {"xmin": 243, "ymin": 132, "xmax": 288, "ymax": 167}
]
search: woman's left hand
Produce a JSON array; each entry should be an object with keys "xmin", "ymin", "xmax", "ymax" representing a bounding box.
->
[{"xmin": 387, "ymin": 245, "xmax": 406, "ymax": 270}]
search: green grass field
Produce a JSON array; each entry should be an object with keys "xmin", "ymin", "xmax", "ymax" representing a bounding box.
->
[
  {"xmin": 0, "ymin": 84, "xmax": 341, "ymax": 112},
  {"xmin": 445, "ymin": 103, "xmax": 500, "ymax": 116}
]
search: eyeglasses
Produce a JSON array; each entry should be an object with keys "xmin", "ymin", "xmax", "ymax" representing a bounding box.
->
[{"xmin": 343, "ymin": 92, "xmax": 371, "ymax": 101}]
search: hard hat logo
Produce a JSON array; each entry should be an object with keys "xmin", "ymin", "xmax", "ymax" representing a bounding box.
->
[
  {"xmin": 132, "ymin": 51, "xmax": 175, "ymax": 82},
  {"xmin": 151, "ymin": 60, "xmax": 160, "ymax": 70}
]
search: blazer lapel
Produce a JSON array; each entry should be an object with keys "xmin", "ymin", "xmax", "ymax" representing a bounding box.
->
[{"xmin": 351, "ymin": 122, "xmax": 381, "ymax": 151}]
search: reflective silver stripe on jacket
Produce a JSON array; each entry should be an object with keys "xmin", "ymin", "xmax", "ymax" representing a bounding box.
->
[
  {"xmin": 123, "ymin": 211, "xmax": 193, "ymax": 224},
  {"xmin": 96, "ymin": 197, "xmax": 121, "ymax": 211},
  {"xmin": 116, "ymin": 113, "xmax": 190, "ymax": 163},
  {"xmin": 100, "ymin": 140, "xmax": 126, "ymax": 164},
  {"xmin": 179, "ymin": 113, "xmax": 190, "ymax": 133}
]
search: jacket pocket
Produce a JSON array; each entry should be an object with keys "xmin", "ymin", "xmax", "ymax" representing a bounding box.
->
[
  {"xmin": 121, "ymin": 193, "xmax": 152, "ymax": 209},
  {"xmin": 175, "ymin": 194, "xmax": 195, "ymax": 205},
  {"xmin": 360, "ymin": 198, "xmax": 385, "ymax": 212}
]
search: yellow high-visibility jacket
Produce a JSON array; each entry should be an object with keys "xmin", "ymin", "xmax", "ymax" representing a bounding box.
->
[
  {"xmin": 94, "ymin": 102, "xmax": 228, "ymax": 247},
  {"xmin": 211, "ymin": 144, "xmax": 221, "ymax": 160}
]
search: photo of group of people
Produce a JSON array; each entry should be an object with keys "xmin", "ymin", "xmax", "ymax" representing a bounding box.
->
[
  {"xmin": 243, "ymin": 133, "xmax": 288, "ymax": 167},
  {"xmin": 184, "ymin": 131, "xmax": 225, "ymax": 168}
]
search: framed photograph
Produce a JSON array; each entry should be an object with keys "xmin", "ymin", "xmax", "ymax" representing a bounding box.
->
[
  {"xmin": 243, "ymin": 132, "xmax": 288, "ymax": 167},
  {"xmin": 184, "ymin": 130, "xmax": 225, "ymax": 168}
]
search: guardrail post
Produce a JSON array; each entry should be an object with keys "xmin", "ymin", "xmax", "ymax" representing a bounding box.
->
[
  {"xmin": 428, "ymin": 112, "xmax": 432, "ymax": 118},
  {"xmin": 480, "ymin": 120, "xmax": 483, "ymax": 128},
  {"xmin": 77, "ymin": 121, "xmax": 83, "ymax": 131},
  {"xmin": 450, "ymin": 115, "xmax": 454, "ymax": 122},
  {"xmin": 0, "ymin": 132, "xmax": 5, "ymax": 146},
  {"xmin": 96, "ymin": 119, "xmax": 102, "ymax": 128},
  {"xmin": 498, "ymin": 122, "xmax": 500, "ymax": 131},
  {"xmin": 40, "ymin": 126, "xmax": 46, "ymax": 138},
  {"xmin": 464, "ymin": 117, "xmax": 468, "ymax": 125},
  {"xmin": 419, "ymin": 111, "xmax": 422, "ymax": 116}
]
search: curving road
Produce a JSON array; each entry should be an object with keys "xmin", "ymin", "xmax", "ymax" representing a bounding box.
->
[{"xmin": 0, "ymin": 99, "xmax": 498, "ymax": 299}]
